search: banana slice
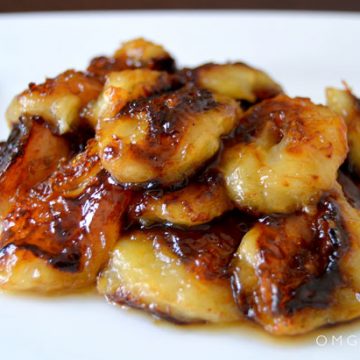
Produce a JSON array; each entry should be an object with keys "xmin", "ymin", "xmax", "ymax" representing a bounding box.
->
[
  {"xmin": 129, "ymin": 172, "xmax": 233, "ymax": 226},
  {"xmin": 188, "ymin": 63, "xmax": 282, "ymax": 103},
  {"xmin": 98, "ymin": 85, "xmax": 241, "ymax": 186},
  {"xmin": 0, "ymin": 140, "xmax": 130, "ymax": 292},
  {"xmin": 0, "ymin": 118, "xmax": 70, "ymax": 218},
  {"xmin": 219, "ymin": 95, "xmax": 348, "ymax": 214},
  {"xmin": 231, "ymin": 186, "xmax": 360, "ymax": 335},
  {"xmin": 87, "ymin": 38, "xmax": 176, "ymax": 81},
  {"xmin": 98, "ymin": 212, "xmax": 253, "ymax": 323},
  {"xmin": 6, "ymin": 70, "xmax": 102, "ymax": 134}
]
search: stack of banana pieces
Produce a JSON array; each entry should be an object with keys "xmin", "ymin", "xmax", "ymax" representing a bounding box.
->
[{"xmin": 1, "ymin": 38, "xmax": 360, "ymax": 336}]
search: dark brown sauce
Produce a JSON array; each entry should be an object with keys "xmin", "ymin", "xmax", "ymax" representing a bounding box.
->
[{"xmin": 64, "ymin": 124, "xmax": 95, "ymax": 155}]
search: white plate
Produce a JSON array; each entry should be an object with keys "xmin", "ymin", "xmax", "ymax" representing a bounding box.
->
[{"xmin": 1, "ymin": 10, "xmax": 360, "ymax": 360}]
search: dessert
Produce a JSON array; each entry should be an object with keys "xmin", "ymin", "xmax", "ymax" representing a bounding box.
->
[{"xmin": 0, "ymin": 38, "xmax": 358, "ymax": 335}]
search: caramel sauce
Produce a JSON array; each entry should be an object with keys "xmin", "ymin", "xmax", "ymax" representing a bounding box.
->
[{"xmin": 64, "ymin": 124, "xmax": 95, "ymax": 155}]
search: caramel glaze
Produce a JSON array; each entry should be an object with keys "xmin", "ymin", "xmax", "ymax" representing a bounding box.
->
[
  {"xmin": 0, "ymin": 141, "xmax": 131, "ymax": 276},
  {"xmin": 87, "ymin": 55, "xmax": 176, "ymax": 83},
  {"xmin": 233, "ymin": 193, "xmax": 349, "ymax": 319},
  {"xmin": 64, "ymin": 124, "xmax": 95, "ymax": 155},
  {"xmin": 120, "ymin": 85, "xmax": 216, "ymax": 134},
  {"xmin": 0, "ymin": 173, "xmax": 123, "ymax": 272},
  {"xmin": 224, "ymin": 95, "xmax": 310, "ymax": 148},
  {"xmin": 0, "ymin": 117, "xmax": 71, "ymax": 218},
  {"xmin": 26, "ymin": 70, "xmax": 102, "ymax": 102},
  {"xmin": 22, "ymin": 71, "xmax": 103, "ymax": 134},
  {"xmin": 120, "ymin": 86, "xmax": 216, "ymax": 138},
  {"xmin": 108, "ymin": 85, "xmax": 219, "ymax": 190}
]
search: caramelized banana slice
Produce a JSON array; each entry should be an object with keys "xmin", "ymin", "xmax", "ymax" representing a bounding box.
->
[
  {"xmin": 89, "ymin": 69, "xmax": 175, "ymax": 127},
  {"xmin": 232, "ymin": 187, "xmax": 360, "ymax": 335},
  {"xmin": 98, "ymin": 212, "xmax": 253, "ymax": 323},
  {"xmin": 6, "ymin": 70, "xmax": 102, "ymax": 134},
  {"xmin": 327, "ymin": 87, "xmax": 360, "ymax": 175},
  {"xmin": 219, "ymin": 95, "xmax": 348, "ymax": 214},
  {"xmin": 0, "ymin": 141, "xmax": 130, "ymax": 292},
  {"xmin": 98, "ymin": 85, "xmax": 241, "ymax": 186},
  {"xmin": 129, "ymin": 172, "xmax": 233, "ymax": 226},
  {"xmin": 87, "ymin": 38, "xmax": 176, "ymax": 81},
  {"xmin": 0, "ymin": 118, "xmax": 70, "ymax": 218},
  {"xmin": 188, "ymin": 63, "xmax": 282, "ymax": 103}
]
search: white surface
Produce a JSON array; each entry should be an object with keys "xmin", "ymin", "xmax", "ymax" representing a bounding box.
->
[{"xmin": 1, "ymin": 10, "xmax": 360, "ymax": 360}]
